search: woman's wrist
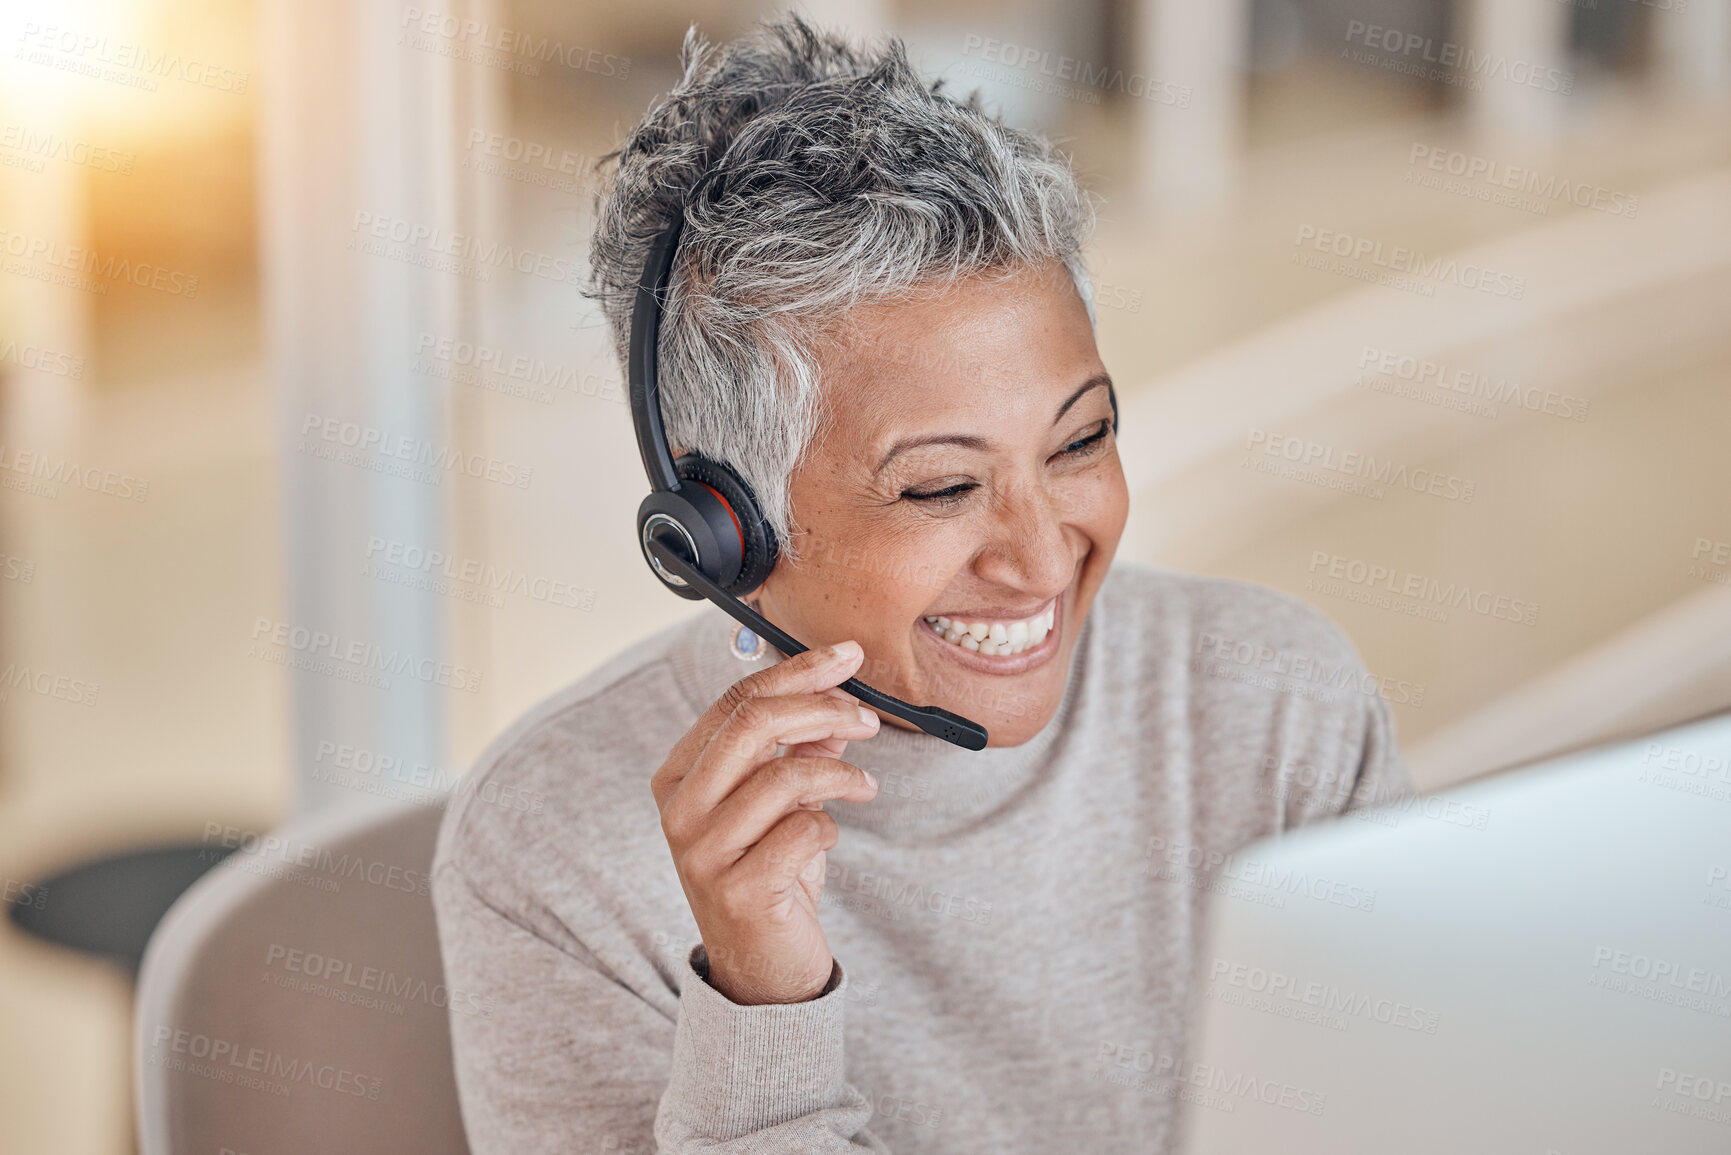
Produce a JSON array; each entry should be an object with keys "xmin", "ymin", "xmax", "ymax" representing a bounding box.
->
[{"xmin": 701, "ymin": 943, "xmax": 840, "ymax": 1005}]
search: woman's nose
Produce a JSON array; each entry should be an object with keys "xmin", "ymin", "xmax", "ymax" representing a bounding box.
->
[{"xmin": 972, "ymin": 480, "xmax": 1078, "ymax": 592}]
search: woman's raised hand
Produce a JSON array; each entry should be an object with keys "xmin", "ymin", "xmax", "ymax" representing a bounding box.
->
[{"xmin": 650, "ymin": 641, "xmax": 880, "ymax": 1005}]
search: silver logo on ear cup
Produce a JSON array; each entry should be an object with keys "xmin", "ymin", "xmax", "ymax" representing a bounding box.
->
[{"xmin": 642, "ymin": 514, "xmax": 700, "ymax": 588}]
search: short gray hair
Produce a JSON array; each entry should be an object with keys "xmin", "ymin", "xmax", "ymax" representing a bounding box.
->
[{"xmin": 588, "ymin": 12, "xmax": 1097, "ymax": 564}]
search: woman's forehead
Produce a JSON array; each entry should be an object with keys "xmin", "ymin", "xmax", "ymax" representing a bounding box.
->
[{"xmin": 818, "ymin": 267, "xmax": 1101, "ymax": 432}]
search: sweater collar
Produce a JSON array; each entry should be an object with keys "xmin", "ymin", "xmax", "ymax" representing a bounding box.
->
[{"xmin": 666, "ymin": 600, "xmax": 1093, "ymax": 841}]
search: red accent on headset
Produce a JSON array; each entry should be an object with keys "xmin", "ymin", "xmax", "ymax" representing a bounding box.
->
[{"xmin": 691, "ymin": 480, "xmax": 744, "ymax": 551}]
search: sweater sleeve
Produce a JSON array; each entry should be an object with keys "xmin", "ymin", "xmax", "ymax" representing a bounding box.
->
[
  {"xmin": 1342, "ymin": 690, "xmax": 1417, "ymax": 815},
  {"xmin": 432, "ymin": 863, "xmax": 891, "ymax": 1154},
  {"xmin": 655, "ymin": 943, "xmax": 891, "ymax": 1153}
]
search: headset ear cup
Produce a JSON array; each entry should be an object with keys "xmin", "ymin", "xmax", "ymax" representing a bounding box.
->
[{"xmin": 675, "ymin": 455, "xmax": 778, "ymax": 596}]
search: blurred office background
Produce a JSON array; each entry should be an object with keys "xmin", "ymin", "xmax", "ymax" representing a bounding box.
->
[{"xmin": 0, "ymin": 0, "xmax": 1727, "ymax": 1149}]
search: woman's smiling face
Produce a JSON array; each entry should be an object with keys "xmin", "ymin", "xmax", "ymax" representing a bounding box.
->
[{"xmin": 753, "ymin": 259, "xmax": 1130, "ymax": 746}]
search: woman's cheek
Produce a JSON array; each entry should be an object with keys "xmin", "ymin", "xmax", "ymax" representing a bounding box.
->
[{"xmin": 1073, "ymin": 461, "xmax": 1129, "ymax": 526}]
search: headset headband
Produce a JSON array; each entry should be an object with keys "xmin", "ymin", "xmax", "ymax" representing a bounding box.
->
[{"xmin": 628, "ymin": 211, "xmax": 686, "ymax": 496}]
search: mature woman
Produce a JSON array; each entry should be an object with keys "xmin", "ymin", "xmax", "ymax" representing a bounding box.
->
[{"xmin": 432, "ymin": 14, "xmax": 1412, "ymax": 1154}]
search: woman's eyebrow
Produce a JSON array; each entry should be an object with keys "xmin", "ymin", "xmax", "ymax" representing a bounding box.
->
[
  {"xmin": 873, "ymin": 433, "xmax": 992, "ymax": 474},
  {"xmin": 1054, "ymin": 373, "xmax": 1112, "ymax": 424},
  {"xmin": 872, "ymin": 373, "xmax": 1113, "ymax": 475}
]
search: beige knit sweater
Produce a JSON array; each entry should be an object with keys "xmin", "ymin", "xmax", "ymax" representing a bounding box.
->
[{"xmin": 431, "ymin": 560, "xmax": 1415, "ymax": 1153}]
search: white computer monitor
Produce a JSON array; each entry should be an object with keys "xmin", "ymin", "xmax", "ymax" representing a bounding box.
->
[{"xmin": 1175, "ymin": 709, "xmax": 1731, "ymax": 1155}]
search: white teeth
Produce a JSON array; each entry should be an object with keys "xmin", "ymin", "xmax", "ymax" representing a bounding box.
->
[{"xmin": 924, "ymin": 601, "xmax": 1056, "ymax": 658}]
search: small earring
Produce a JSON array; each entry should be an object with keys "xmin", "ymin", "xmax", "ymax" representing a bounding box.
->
[{"xmin": 730, "ymin": 619, "xmax": 765, "ymax": 662}]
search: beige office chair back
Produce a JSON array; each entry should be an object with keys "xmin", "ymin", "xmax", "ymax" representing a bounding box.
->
[{"xmin": 135, "ymin": 795, "xmax": 471, "ymax": 1155}]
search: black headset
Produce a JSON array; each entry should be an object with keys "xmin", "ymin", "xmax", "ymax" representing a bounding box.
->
[{"xmin": 627, "ymin": 207, "xmax": 1117, "ymax": 752}]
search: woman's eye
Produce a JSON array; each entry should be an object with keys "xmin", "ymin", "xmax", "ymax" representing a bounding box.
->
[
  {"xmin": 1059, "ymin": 420, "xmax": 1112, "ymax": 457},
  {"xmin": 902, "ymin": 482, "xmax": 977, "ymax": 504},
  {"xmin": 901, "ymin": 422, "xmax": 1112, "ymax": 504}
]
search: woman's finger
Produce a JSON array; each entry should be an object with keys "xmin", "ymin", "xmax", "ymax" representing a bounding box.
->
[
  {"xmin": 651, "ymin": 641, "xmax": 865, "ymax": 811},
  {"xmin": 682, "ymin": 755, "xmax": 878, "ymax": 875},
  {"xmin": 660, "ymin": 692, "xmax": 878, "ymax": 836}
]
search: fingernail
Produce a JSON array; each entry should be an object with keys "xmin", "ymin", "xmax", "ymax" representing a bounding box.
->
[
  {"xmin": 862, "ymin": 768, "xmax": 876, "ymax": 788},
  {"xmin": 829, "ymin": 640, "xmax": 862, "ymax": 663},
  {"xmin": 857, "ymin": 706, "xmax": 878, "ymax": 728}
]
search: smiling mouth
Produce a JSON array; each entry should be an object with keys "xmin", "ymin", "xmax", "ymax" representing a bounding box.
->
[{"xmin": 921, "ymin": 598, "xmax": 1056, "ymax": 657}]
